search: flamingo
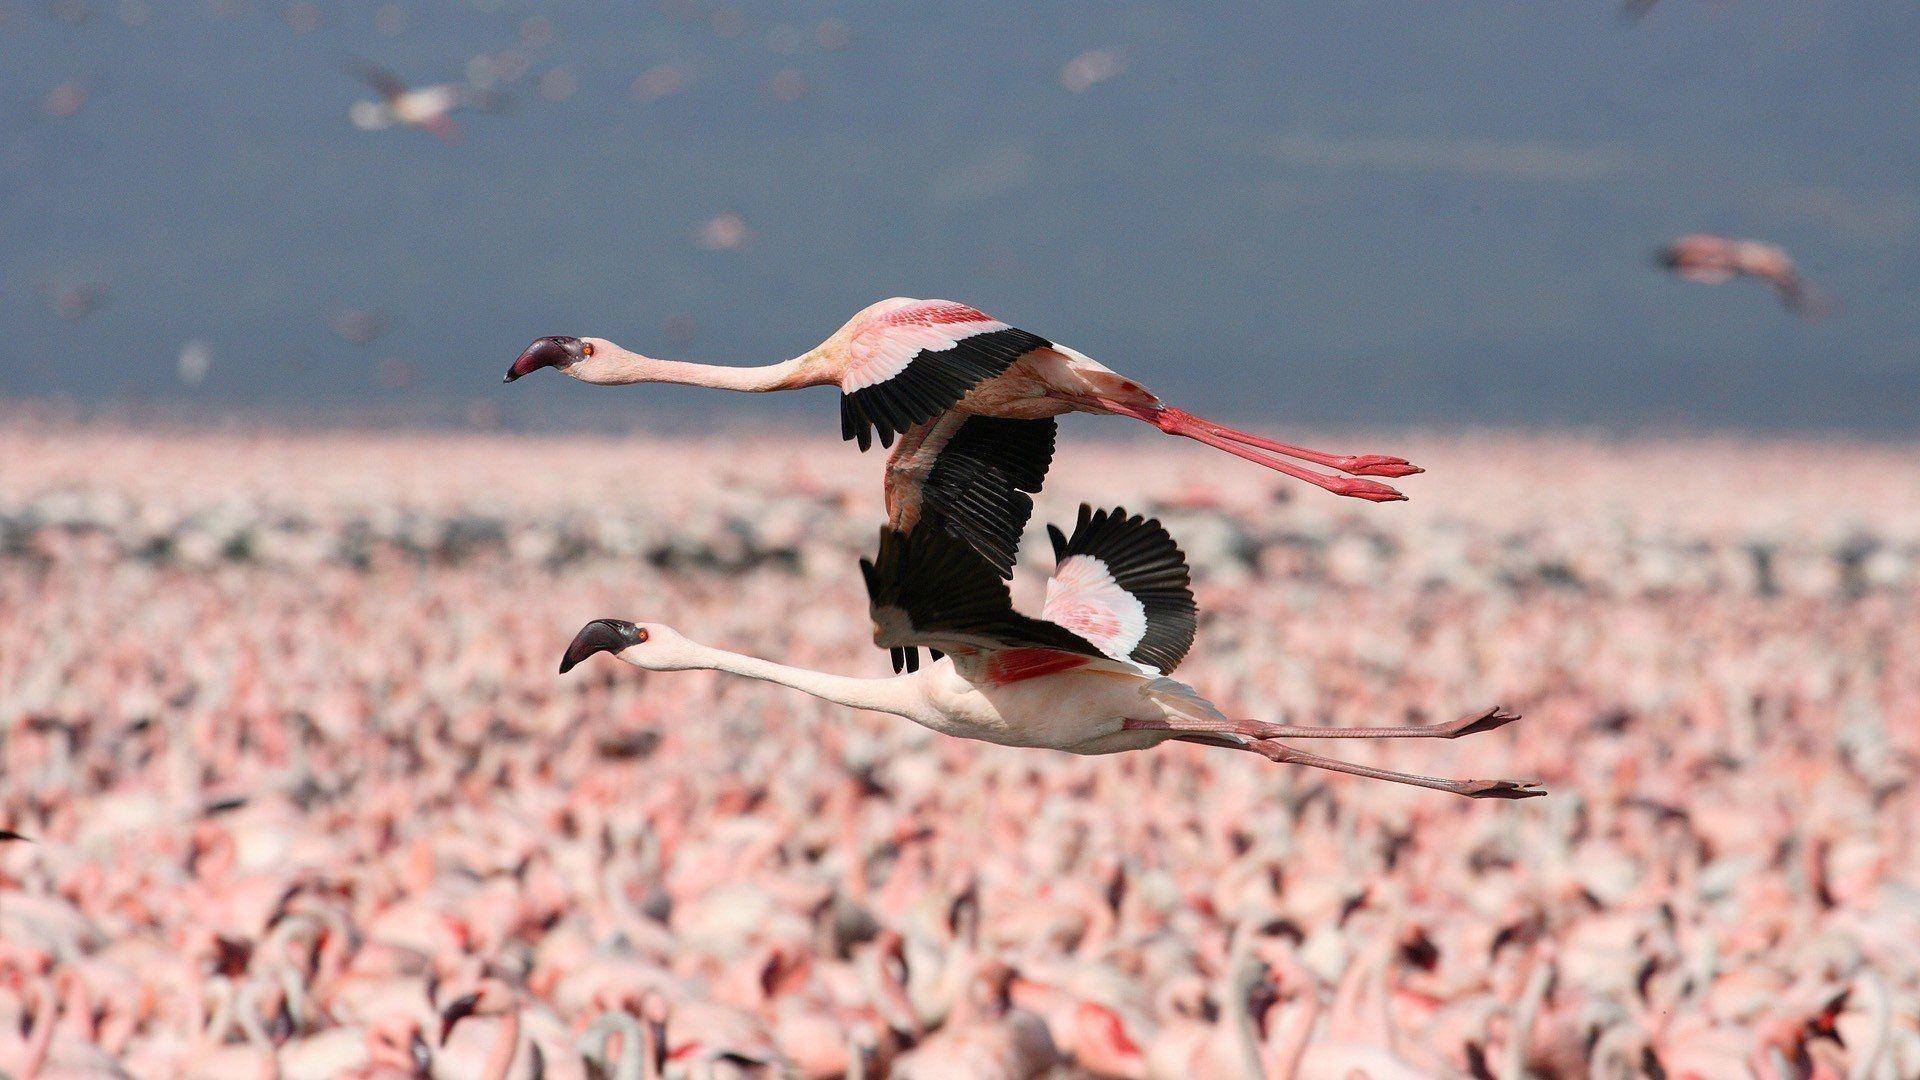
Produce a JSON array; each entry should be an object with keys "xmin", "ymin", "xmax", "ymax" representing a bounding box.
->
[
  {"xmin": 1656, "ymin": 234, "xmax": 1834, "ymax": 317},
  {"xmin": 339, "ymin": 55, "xmax": 485, "ymax": 144},
  {"xmin": 559, "ymin": 504, "xmax": 1542, "ymax": 800},
  {"xmin": 505, "ymin": 298, "xmax": 1422, "ymax": 578}
]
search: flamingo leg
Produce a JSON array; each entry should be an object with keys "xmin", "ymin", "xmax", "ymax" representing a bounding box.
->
[
  {"xmin": 1127, "ymin": 706, "xmax": 1520, "ymax": 742},
  {"xmin": 1094, "ymin": 400, "xmax": 1409, "ymax": 502},
  {"xmin": 1167, "ymin": 733, "xmax": 1543, "ymax": 799},
  {"xmin": 1156, "ymin": 407, "xmax": 1423, "ymax": 478}
]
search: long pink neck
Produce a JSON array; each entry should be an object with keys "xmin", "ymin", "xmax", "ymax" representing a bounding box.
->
[
  {"xmin": 578, "ymin": 347, "xmax": 821, "ymax": 392},
  {"xmin": 687, "ymin": 642, "xmax": 919, "ymax": 718}
]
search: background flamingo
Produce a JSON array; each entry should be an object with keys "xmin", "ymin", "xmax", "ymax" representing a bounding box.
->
[{"xmin": 1657, "ymin": 233, "xmax": 1835, "ymax": 318}]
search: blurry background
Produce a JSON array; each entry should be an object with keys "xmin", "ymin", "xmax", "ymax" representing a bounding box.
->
[
  {"xmin": 3, "ymin": 0, "xmax": 1916, "ymax": 429},
  {"xmin": 6, "ymin": 4, "xmax": 1920, "ymax": 1077}
]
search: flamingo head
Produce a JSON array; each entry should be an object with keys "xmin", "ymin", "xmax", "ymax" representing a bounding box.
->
[
  {"xmin": 560, "ymin": 619, "xmax": 697, "ymax": 673},
  {"xmin": 505, "ymin": 335, "xmax": 588, "ymax": 382}
]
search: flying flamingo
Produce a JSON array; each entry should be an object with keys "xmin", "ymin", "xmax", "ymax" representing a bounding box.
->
[
  {"xmin": 339, "ymin": 55, "xmax": 486, "ymax": 144},
  {"xmin": 559, "ymin": 504, "xmax": 1541, "ymax": 800},
  {"xmin": 505, "ymin": 298, "xmax": 1422, "ymax": 575},
  {"xmin": 1656, "ymin": 234, "xmax": 1834, "ymax": 317}
]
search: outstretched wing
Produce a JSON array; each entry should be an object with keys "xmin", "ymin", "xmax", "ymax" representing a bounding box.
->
[
  {"xmin": 1042, "ymin": 505, "xmax": 1197, "ymax": 673},
  {"xmin": 338, "ymin": 54, "xmax": 408, "ymax": 100},
  {"xmin": 861, "ymin": 521, "xmax": 1103, "ymax": 674},
  {"xmin": 886, "ymin": 413, "xmax": 1057, "ymax": 579},
  {"xmin": 839, "ymin": 299, "xmax": 1050, "ymax": 451}
]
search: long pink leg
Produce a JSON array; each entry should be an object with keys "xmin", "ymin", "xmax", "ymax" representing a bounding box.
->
[
  {"xmin": 1096, "ymin": 400, "xmax": 1408, "ymax": 502},
  {"xmin": 1127, "ymin": 706, "xmax": 1520, "ymax": 742},
  {"xmin": 1157, "ymin": 407, "xmax": 1423, "ymax": 478},
  {"xmin": 1165, "ymin": 733, "xmax": 1544, "ymax": 799}
]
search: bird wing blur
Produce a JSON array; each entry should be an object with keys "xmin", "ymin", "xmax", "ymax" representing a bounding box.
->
[
  {"xmin": 339, "ymin": 54, "xmax": 408, "ymax": 102},
  {"xmin": 838, "ymin": 299, "xmax": 1051, "ymax": 451}
]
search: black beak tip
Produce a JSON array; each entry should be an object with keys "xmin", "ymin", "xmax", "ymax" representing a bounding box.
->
[
  {"xmin": 439, "ymin": 993, "xmax": 481, "ymax": 1046},
  {"xmin": 506, "ymin": 335, "xmax": 583, "ymax": 384},
  {"xmin": 560, "ymin": 618, "xmax": 642, "ymax": 675}
]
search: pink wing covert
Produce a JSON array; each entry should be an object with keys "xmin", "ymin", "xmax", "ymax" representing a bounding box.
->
[
  {"xmin": 841, "ymin": 300, "xmax": 1011, "ymax": 391},
  {"xmin": 837, "ymin": 298, "xmax": 1051, "ymax": 451}
]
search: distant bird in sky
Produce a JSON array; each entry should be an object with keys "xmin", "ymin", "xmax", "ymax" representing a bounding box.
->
[
  {"xmin": 339, "ymin": 55, "xmax": 483, "ymax": 143},
  {"xmin": 1060, "ymin": 49, "xmax": 1122, "ymax": 93},
  {"xmin": 561, "ymin": 505, "xmax": 1539, "ymax": 799},
  {"xmin": 43, "ymin": 79, "xmax": 91, "ymax": 119},
  {"xmin": 48, "ymin": 280, "xmax": 107, "ymax": 321},
  {"xmin": 507, "ymin": 298, "xmax": 1420, "ymax": 573},
  {"xmin": 1657, "ymin": 233, "xmax": 1834, "ymax": 318},
  {"xmin": 177, "ymin": 339, "xmax": 213, "ymax": 385},
  {"xmin": 697, "ymin": 211, "xmax": 751, "ymax": 251},
  {"xmin": 330, "ymin": 307, "xmax": 388, "ymax": 345}
]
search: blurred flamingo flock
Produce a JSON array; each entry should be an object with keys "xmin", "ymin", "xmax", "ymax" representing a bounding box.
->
[{"xmin": 2, "ymin": 422, "xmax": 1917, "ymax": 1077}]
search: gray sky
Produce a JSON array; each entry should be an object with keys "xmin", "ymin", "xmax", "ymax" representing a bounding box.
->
[{"xmin": 3, "ymin": 0, "xmax": 1916, "ymax": 430}]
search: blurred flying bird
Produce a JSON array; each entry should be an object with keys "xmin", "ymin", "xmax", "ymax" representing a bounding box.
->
[
  {"xmin": 698, "ymin": 211, "xmax": 751, "ymax": 251},
  {"xmin": 507, "ymin": 298, "xmax": 1421, "ymax": 577},
  {"xmin": 562, "ymin": 505, "xmax": 1539, "ymax": 799},
  {"xmin": 339, "ymin": 55, "xmax": 488, "ymax": 143},
  {"xmin": 330, "ymin": 308, "xmax": 388, "ymax": 345},
  {"xmin": 1657, "ymin": 233, "xmax": 1835, "ymax": 318},
  {"xmin": 177, "ymin": 339, "xmax": 213, "ymax": 386},
  {"xmin": 1060, "ymin": 49, "xmax": 1122, "ymax": 93},
  {"xmin": 48, "ymin": 280, "xmax": 107, "ymax": 321}
]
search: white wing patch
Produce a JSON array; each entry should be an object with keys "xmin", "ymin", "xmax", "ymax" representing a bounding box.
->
[
  {"xmin": 840, "ymin": 317, "xmax": 1009, "ymax": 392},
  {"xmin": 1042, "ymin": 554, "xmax": 1148, "ymax": 661}
]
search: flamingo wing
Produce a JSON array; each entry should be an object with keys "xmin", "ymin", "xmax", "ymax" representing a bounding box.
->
[
  {"xmin": 860, "ymin": 520, "xmax": 1102, "ymax": 674},
  {"xmin": 338, "ymin": 54, "xmax": 408, "ymax": 101},
  {"xmin": 1041, "ymin": 505, "xmax": 1196, "ymax": 673},
  {"xmin": 887, "ymin": 413, "xmax": 1057, "ymax": 579},
  {"xmin": 840, "ymin": 299, "xmax": 1050, "ymax": 451}
]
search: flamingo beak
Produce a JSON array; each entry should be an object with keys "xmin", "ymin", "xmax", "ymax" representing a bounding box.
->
[
  {"xmin": 438, "ymin": 993, "xmax": 480, "ymax": 1047},
  {"xmin": 560, "ymin": 619, "xmax": 643, "ymax": 673},
  {"xmin": 505, "ymin": 336, "xmax": 585, "ymax": 382}
]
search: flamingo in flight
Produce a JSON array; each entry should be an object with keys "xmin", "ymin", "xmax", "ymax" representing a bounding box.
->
[
  {"xmin": 1657, "ymin": 234, "xmax": 1834, "ymax": 318},
  {"xmin": 559, "ymin": 504, "xmax": 1542, "ymax": 800},
  {"xmin": 339, "ymin": 55, "xmax": 484, "ymax": 144},
  {"xmin": 506, "ymin": 298, "xmax": 1422, "ymax": 577}
]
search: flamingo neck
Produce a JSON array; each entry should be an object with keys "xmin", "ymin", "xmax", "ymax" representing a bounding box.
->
[
  {"xmin": 578, "ymin": 347, "xmax": 820, "ymax": 392},
  {"xmin": 685, "ymin": 642, "xmax": 918, "ymax": 717}
]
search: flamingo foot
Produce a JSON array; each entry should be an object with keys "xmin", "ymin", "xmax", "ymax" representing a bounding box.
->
[
  {"xmin": 1438, "ymin": 707, "xmax": 1523, "ymax": 739},
  {"xmin": 1320, "ymin": 475, "xmax": 1409, "ymax": 503},
  {"xmin": 1459, "ymin": 780, "xmax": 1548, "ymax": 800},
  {"xmin": 1328, "ymin": 454, "xmax": 1424, "ymax": 478}
]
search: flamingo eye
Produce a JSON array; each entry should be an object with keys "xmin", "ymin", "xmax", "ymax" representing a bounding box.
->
[
  {"xmin": 634, "ymin": 627, "xmax": 649, "ymax": 643},
  {"xmin": 581, "ymin": 341, "xmax": 595, "ymax": 357}
]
